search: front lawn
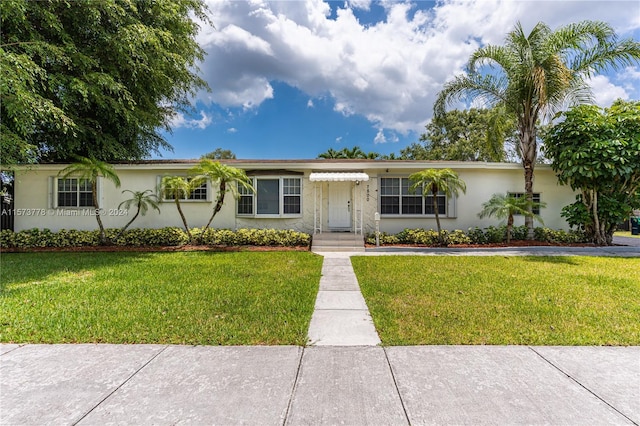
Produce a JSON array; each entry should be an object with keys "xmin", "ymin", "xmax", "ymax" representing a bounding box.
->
[
  {"xmin": 352, "ymin": 256, "xmax": 640, "ymax": 346},
  {"xmin": 0, "ymin": 252, "xmax": 323, "ymax": 345}
]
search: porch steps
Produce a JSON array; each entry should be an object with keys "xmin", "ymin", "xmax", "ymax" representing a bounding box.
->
[{"xmin": 311, "ymin": 232, "xmax": 366, "ymax": 253}]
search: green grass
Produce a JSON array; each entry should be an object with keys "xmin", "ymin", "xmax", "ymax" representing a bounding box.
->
[
  {"xmin": 0, "ymin": 252, "xmax": 323, "ymax": 345},
  {"xmin": 614, "ymin": 231, "xmax": 640, "ymax": 239},
  {"xmin": 352, "ymin": 256, "xmax": 640, "ymax": 346}
]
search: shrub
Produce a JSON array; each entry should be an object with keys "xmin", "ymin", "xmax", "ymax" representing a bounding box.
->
[
  {"xmin": 446, "ymin": 229, "xmax": 472, "ymax": 245},
  {"xmin": 0, "ymin": 229, "xmax": 16, "ymax": 248},
  {"xmin": 534, "ymin": 227, "xmax": 588, "ymax": 244},
  {"xmin": 365, "ymin": 232, "xmax": 400, "ymax": 245},
  {"xmin": 484, "ymin": 226, "xmax": 507, "ymax": 243},
  {"xmin": 0, "ymin": 227, "xmax": 309, "ymax": 249},
  {"xmin": 113, "ymin": 227, "xmax": 188, "ymax": 246},
  {"xmin": 200, "ymin": 228, "xmax": 310, "ymax": 247},
  {"xmin": 396, "ymin": 228, "xmax": 442, "ymax": 245},
  {"xmin": 511, "ymin": 225, "xmax": 529, "ymax": 241},
  {"xmin": 466, "ymin": 227, "xmax": 487, "ymax": 244}
]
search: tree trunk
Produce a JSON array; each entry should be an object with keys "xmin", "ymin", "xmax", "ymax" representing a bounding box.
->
[
  {"xmin": 520, "ymin": 121, "xmax": 537, "ymax": 240},
  {"xmin": 92, "ymin": 184, "xmax": 109, "ymax": 245},
  {"xmin": 591, "ymin": 190, "xmax": 607, "ymax": 246},
  {"xmin": 115, "ymin": 205, "xmax": 141, "ymax": 241},
  {"xmin": 432, "ymin": 187, "xmax": 443, "ymax": 244},
  {"xmin": 174, "ymin": 199, "xmax": 192, "ymax": 242},
  {"xmin": 506, "ymin": 214, "xmax": 514, "ymax": 244},
  {"xmin": 204, "ymin": 180, "xmax": 226, "ymax": 233}
]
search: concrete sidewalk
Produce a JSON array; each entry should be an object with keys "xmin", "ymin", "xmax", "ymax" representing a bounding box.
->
[{"xmin": 2, "ymin": 344, "xmax": 638, "ymax": 425}]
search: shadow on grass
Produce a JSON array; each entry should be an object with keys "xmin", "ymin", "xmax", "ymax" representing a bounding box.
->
[
  {"xmin": 520, "ymin": 255, "xmax": 581, "ymax": 266},
  {"xmin": 0, "ymin": 252, "xmax": 158, "ymax": 295}
]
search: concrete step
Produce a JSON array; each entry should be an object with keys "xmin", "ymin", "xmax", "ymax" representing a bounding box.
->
[
  {"xmin": 311, "ymin": 233, "xmax": 365, "ymax": 252},
  {"xmin": 312, "ymin": 246, "xmax": 366, "ymax": 253}
]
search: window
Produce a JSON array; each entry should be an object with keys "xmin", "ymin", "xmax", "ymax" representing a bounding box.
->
[
  {"xmin": 509, "ymin": 192, "xmax": 541, "ymax": 215},
  {"xmin": 380, "ymin": 177, "xmax": 446, "ymax": 216},
  {"xmin": 237, "ymin": 177, "xmax": 302, "ymax": 217},
  {"xmin": 161, "ymin": 177, "xmax": 208, "ymax": 201},
  {"xmin": 57, "ymin": 178, "xmax": 93, "ymax": 207}
]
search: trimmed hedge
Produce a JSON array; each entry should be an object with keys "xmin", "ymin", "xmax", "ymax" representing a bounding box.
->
[
  {"xmin": 365, "ymin": 226, "xmax": 588, "ymax": 246},
  {"xmin": 0, "ymin": 227, "xmax": 311, "ymax": 249}
]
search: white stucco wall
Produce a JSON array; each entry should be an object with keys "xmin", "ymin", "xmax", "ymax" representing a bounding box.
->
[{"xmin": 11, "ymin": 161, "xmax": 576, "ymax": 234}]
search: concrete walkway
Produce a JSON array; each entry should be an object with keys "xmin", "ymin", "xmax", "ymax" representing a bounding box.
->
[
  {"xmin": 307, "ymin": 253, "xmax": 380, "ymax": 346},
  {"xmin": 2, "ymin": 344, "xmax": 638, "ymax": 425}
]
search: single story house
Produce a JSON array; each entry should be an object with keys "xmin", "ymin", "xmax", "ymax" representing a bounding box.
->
[{"xmin": 9, "ymin": 159, "xmax": 576, "ymax": 235}]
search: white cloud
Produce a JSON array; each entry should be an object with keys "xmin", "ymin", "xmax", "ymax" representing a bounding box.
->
[
  {"xmin": 197, "ymin": 0, "xmax": 639, "ymax": 133},
  {"xmin": 227, "ymin": 127, "xmax": 238, "ymax": 133},
  {"xmin": 373, "ymin": 129, "xmax": 386, "ymax": 144},
  {"xmin": 307, "ymin": 99, "xmax": 314, "ymax": 108},
  {"xmin": 170, "ymin": 111, "xmax": 212, "ymax": 130},
  {"xmin": 587, "ymin": 75, "xmax": 630, "ymax": 106},
  {"xmin": 620, "ymin": 66, "xmax": 640, "ymax": 81}
]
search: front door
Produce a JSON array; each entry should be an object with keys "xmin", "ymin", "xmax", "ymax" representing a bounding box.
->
[{"xmin": 328, "ymin": 182, "xmax": 351, "ymax": 230}]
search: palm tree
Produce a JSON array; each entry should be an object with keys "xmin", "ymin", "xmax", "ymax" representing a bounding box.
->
[
  {"xmin": 435, "ymin": 20, "xmax": 640, "ymax": 238},
  {"xmin": 478, "ymin": 193, "xmax": 546, "ymax": 243},
  {"xmin": 59, "ymin": 156, "xmax": 120, "ymax": 244},
  {"xmin": 115, "ymin": 190, "xmax": 160, "ymax": 240},
  {"xmin": 409, "ymin": 168, "xmax": 466, "ymax": 244},
  {"xmin": 191, "ymin": 159, "xmax": 254, "ymax": 233},
  {"xmin": 160, "ymin": 175, "xmax": 203, "ymax": 242},
  {"xmin": 340, "ymin": 146, "xmax": 366, "ymax": 159},
  {"xmin": 317, "ymin": 148, "xmax": 343, "ymax": 159}
]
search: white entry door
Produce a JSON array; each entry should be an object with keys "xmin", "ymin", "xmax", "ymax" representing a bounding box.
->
[{"xmin": 328, "ymin": 182, "xmax": 352, "ymax": 229}]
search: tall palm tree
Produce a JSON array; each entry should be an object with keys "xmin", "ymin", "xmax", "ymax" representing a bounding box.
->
[
  {"xmin": 191, "ymin": 159, "xmax": 254, "ymax": 232},
  {"xmin": 160, "ymin": 175, "xmax": 202, "ymax": 242},
  {"xmin": 59, "ymin": 156, "xmax": 120, "ymax": 244},
  {"xmin": 478, "ymin": 193, "xmax": 546, "ymax": 243},
  {"xmin": 115, "ymin": 189, "xmax": 160, "ymax": 240},
  {"xmin": 317, "ymin": 148, "xmax": 343, "ymax": 159},
  {"xmin": 340, "ymin": 146, "xmax": 366, "ymax": 159},
  {"xmin": 435, "ymin": 20, "xmax": 640, "ymax": 238},
  {"xmin": 409, "ymin": 168, "xmax": 466, "ymax": 244}
]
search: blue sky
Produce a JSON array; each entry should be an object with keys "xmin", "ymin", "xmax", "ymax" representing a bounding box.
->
[{"xmin": 156, "ymin": 0, "xmax": 640, "ymax": 160}]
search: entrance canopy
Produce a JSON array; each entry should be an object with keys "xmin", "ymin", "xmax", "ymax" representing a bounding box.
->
[{"xmin": 309, "ymin": 172, "xmax": 369, "ymax": 182}]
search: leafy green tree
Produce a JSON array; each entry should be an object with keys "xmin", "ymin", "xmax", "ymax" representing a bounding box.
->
[
  {"xmin": 409, "ymin": 169, "xmax": 466, "ymax": 244},
  {"xmin": 160, "ymin": 176, "xmax": 203, "ymax": 242},
  {"xmin": 201, "ymin": 148, "xmax": 237, "ymax": 160},
  {"xmin": 191, "ymin": 159, "xmax": 253, "ymax": 232},
  {"xmin": 544, "ymin": 100, "xmax": 640, "ymax": 245},
  {"xmin": 115, "ymin": 190, "xmax": 161, "ymax": 240},
  {"xmin": 401, "ymin": 108, "xmax": 515, "ymax": 161},
  {"xmin": 435, "ymin": 20, "xmax": 640, "ymax": 238},
  {"xmin": 59, "ymin": 157, "xmax": 121, "ymax": 244},
  {"xmin": 478, "ymin": 193, "xmax": 545, "ymax": 243},
  {"xmin": 1, "ymin": 0, "xmax": 209, "ymax": 165}
]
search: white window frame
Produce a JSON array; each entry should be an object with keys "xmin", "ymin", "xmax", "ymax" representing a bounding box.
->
[
  {"xmin": 379, "ymin": 177, "xmax": 451, "ymax": 218},
  {"xmin": 236, "ymin": 176, "xmax": 302, "ymax": 218},
  {"xmin": 156, "ymin": 176, "xmax": 211, "ymax": 203},
  {"xmin": 508, "ymin": 192, "xmax": 541, "ymax": 215},
  {"xmin": 49, "ymin": 176, "xmax": 100, "ymax": 209}
]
